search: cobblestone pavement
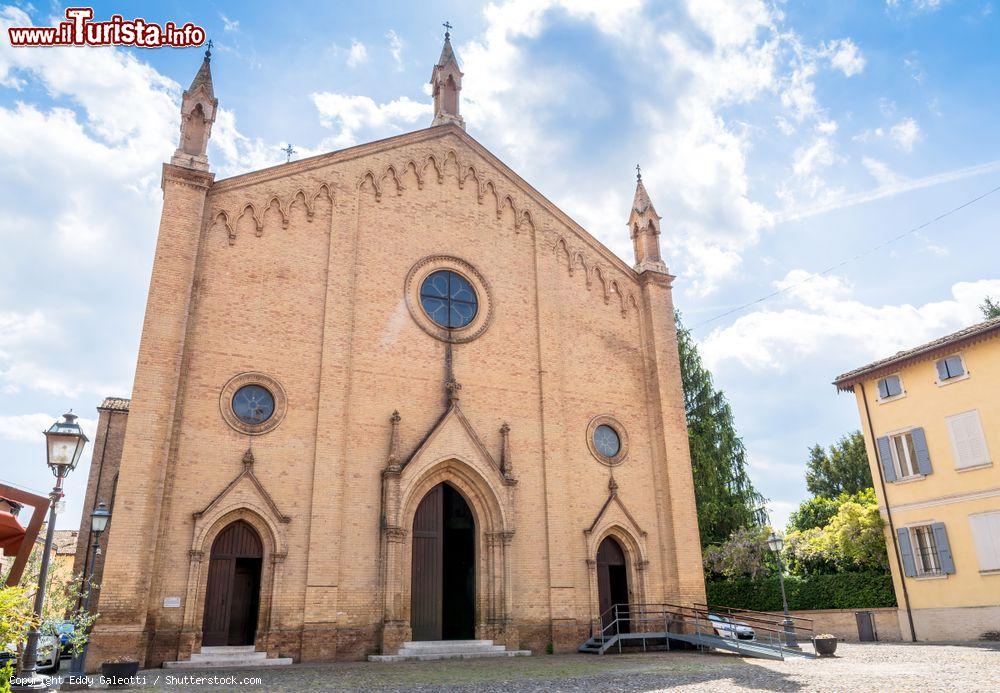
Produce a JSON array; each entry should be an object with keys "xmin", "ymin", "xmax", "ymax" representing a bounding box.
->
[{"xmin": 111, "ymin": 642, "xmax": 998, "ymax": 692}]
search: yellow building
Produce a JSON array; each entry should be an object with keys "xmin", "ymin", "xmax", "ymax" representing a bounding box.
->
[{"xmin": 835, "ymin": 317, "xmax": 1000, "ymax": 641}]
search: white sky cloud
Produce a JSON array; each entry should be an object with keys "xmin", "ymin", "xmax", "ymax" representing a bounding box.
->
[
  {"xmin": 701, "ymin": 273, "xmax": 1000, "ymax": 372},
  {"xmin": 890, "ymin": 116, "xmax": 921, "ymax": 151},
  {"xmin": 311, "ymin": 92, "xmax": 431, "ymax": 148},
  {"xmin": 347, "ymin": 39, "xmax": 368, "ymax": 68},
  {"xmin": 821, "ymin": 38, "xmax": 866, "ymax": 77},
  {"xmin": 387, "ymin": 29, "xmax": 404, "ymax": 70}
]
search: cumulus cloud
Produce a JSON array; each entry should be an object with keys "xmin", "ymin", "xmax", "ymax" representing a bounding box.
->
[
  {"xmin": 820, "ymin": 38, "xmax": 866, "ymax": 77},
  {"xmin": 890, "ymin": 117, "xmax": 920, "ymax": 151},
  {"xmin": 311, "ymin": 93, "xmax": 431, "ymax": 148},
  {"xmin": 347, "ymin": 39, "xmax": 368, "ymax": 68},
  {"xmin": 701, "ymin": 272, "xmax": 1000, "ymax": 372}
]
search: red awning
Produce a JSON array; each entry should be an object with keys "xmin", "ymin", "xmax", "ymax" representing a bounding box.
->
[{"xmin": 0, "ymin": 510, "xmax": 26, "ymax": 557}]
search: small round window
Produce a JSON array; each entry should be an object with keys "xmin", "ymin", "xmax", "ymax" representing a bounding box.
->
[
  {"xmin": 419, "ymin": 270, "xmax": 478, "ymax": 329},
  {"xmin": 593, "ymin": 424, "xmax": 621, "ymax": 458},
  {"xmin": 232, "ymin": 384, "xmax": 275, "ymax": 425}
]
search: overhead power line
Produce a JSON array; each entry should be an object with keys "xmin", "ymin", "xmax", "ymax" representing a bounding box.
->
[{"xmin": 688, "ymin": 182, "xmax": 1000, "ymax": 332}]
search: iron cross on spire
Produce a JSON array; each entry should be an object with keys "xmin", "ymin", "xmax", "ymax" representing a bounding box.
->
[
  {"xmin": 205, "ymin": 39, "xmax": 213, "ymax": 59},
  {"xmin": 636, "ymin": 163, "xmax": 642, "ymax": 181},
  {"xmin": 443, "ymin": 21, "xmax": 453, "ymax": 38},
  {"xmin": 282, "ymin": 143, "xmax": 295, "ymax": 163}
]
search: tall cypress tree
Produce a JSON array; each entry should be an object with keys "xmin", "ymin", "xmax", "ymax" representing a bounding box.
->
[{"xmin": 675, "ymin": 311, "xmax": 765, "ymax": 547}]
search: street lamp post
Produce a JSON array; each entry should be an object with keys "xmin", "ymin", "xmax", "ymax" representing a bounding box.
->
[
  {"xmin": 14, "ymin": 412, "xmax": 88, "ymax": 691},
  {"xmin": 66, "ymin": 502, "xmax": 110, "ymax": 683},
  {"xmin": 766, "ymin": 531, "xmax": 799, "ymax": 650}
]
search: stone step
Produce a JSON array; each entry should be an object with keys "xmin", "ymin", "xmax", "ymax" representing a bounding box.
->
[
  {"xmin": 163, "ymin": 656, "xmax": 293, "ymax": 669},
  {"xmin": 369, "ymin": 649, "xmax": 532, "ymax": 663},
  {"xmin": 198, "ymin": 645, "xmax": 257, "ymax": 655},
  {"xmin": 190, "ymin": 650, "xmax": 267, "ymax": 663},
  {"xmin": 401, "ymin": 640, "xmax": 494, "ymax": 649},
  {"xmin": 398, "ymin": 641, "xmax": 505, "ymax": 655},
  {"xmin": 162, "ymin": 646, "xmax": 293, "ymax": 669}
]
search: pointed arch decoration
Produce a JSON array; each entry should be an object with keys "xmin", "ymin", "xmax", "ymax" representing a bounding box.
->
[{"xmin": 212, "ymin": 179, "xmax": 337, "ymax": 244}]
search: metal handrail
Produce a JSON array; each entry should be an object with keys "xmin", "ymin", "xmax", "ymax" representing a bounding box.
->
[
  {"xmin": 696, "ymin": 602, "xmax": 814, "ymax": 630},
  {"xmin": 587, "ymin": 602, "xmax": 821, "ymax": 660}
]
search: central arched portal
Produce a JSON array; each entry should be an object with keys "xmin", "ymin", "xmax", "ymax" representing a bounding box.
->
[
  {"xmin": 410, "ymin": 482, "xmax": 475, "ymax": 640},
  {"xmin": 202, "ymin": 520, "xmax": 262, "ymax": 646}
]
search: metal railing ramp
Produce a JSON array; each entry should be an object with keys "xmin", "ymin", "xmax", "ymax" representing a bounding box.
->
[{"xmin": 578, "ymin": 603, "xmax": 817, "ymax": 661}]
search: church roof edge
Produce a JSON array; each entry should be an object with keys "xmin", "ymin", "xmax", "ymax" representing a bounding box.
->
[{"xmin": 211, "ymin": 124, "xmax": 639, "ymax": 280}]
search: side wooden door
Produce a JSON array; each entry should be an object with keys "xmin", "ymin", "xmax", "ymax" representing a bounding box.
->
[{"xmin": 411, "ymin": 484, "xmax": 443, "ymax": 641}]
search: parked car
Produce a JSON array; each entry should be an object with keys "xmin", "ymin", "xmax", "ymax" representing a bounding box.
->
[
  {"xmin": 2, "ymin": 635, "xmax": 60, "ymax": 675},
  {"xmin": 707, "ymin": 613, "xmax": 755, "ymax": 641},
  {"xmin": 52, "ymin": 621, "xmax": 75, "ymax": 658},
  {"xmin": 36, "ymin": 634, "xmax": 61, "ymax": 673}
]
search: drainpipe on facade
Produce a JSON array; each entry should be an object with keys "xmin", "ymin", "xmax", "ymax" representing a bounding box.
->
[{"xmin": 858, "ymin": 383, "xmax": 917, "ymax": 642}]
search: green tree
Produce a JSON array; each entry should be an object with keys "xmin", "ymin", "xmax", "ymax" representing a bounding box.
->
[
  {"xmin": 783, "ymin": 489, "xmax": 888, "ymax": 575},
  {"xmin": 787, "ymin": 495, "xmax": 841, "ymax": 532},
  {"xmin": 702, "ymin": 525, "xmax": 777, "ymax": 579},
  {"xmin": 805, "ymin": 431, "xmax": 872, "ymax": 497},
  {"xmin": 981, "ymin": 296, "xmax": 1000, "ymax": 319},
  {"xmin": 676, "ymin": 311, "xmax": 766, "ymax": 546},
  {"xmin": 0, "ymin": 586, "xmax": 36, "ymax": 693}
]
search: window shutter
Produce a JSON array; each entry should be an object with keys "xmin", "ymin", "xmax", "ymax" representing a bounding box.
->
[
  {"xmin": 969, "ymin": 513, "xmax": 1000, "ymax": 572},
  {"xmin": 946, "ymin": 356, "xmax": 965, "ymax": 377},
  {"xmin": 947, "ymin": 411, "xmax": 989, "ymax": 470},
  {"xmin": 931, "ymin": 522, "xmax": 955, "ymax": 574},
  {"xmin": 896, "ymin": 528, "xmax": 917, "ymax": 577},
  {"xmin": 936, "ymin": 359, "xmax": 950, "ymax": 381},
  {"xmin": 911, "ymin": 428, "xmax": 933, "ymax": 475},
  {"xmin": 878, "ymin": 379, "xmax": 889, "ymax": 399},
  {"xmin": 877, "ymin": 436, "xmax": 896, "ymax": 482}
]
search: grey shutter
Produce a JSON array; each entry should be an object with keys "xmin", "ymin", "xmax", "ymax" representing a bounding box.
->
[
  {"xmin": 878, "ymin": 379, "xmax": 889, "ymax": 399},
  {"xmin": 911, "ymin": 428, "xmax": 933, "ymax": 475},
  {"xmin": 932, "ymin": 522, "xmax": 955, "ymax": 574},
  {"xmin": 896, "ymin": 528, "xmax": 917, "ymax": 577},
  {"xmin": 877, "ymin": 436, "xmax": 897, "ymax": 482},
  {"xmin": 946, "ymin": 355, "xmax": 965, "ymax": 377},
  {"xmin": 936, "ymin": 359, "xmax": 949, "ymax": 380}
]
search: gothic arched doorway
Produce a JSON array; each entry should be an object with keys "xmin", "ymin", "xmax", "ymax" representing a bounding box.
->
[
  {"xmin": 410, "ymin": 482, "xmax": 475, "ymax": 640},
  {"xmin": 597, "ymin": 536, "xmax": 630, "ymax": 633},
  {"xmin": 202, "ymin": 520, "xmax": 262, "ymax": 646}
]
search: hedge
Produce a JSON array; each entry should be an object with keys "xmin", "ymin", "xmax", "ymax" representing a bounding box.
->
[{"xmin": 706, "ymin": 571, "xmax": 896, "ymax": 611}]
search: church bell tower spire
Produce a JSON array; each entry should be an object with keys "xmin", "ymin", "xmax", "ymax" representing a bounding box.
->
[
  {"xmin": 430, "ymin": 23, "xmax": 465, "ymax": 129},
  {"xmin": 171, "ymin": 41, "xmax": 219, "ymax": 171},
  {"xmin": 628, "ymin": 165, "xmax": 667, "ymax": 274}
]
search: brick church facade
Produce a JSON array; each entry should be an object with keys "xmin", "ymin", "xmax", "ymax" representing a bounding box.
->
[{"xmin": 84, "ymin": 34, "xmax": 706, "ymax": 667}]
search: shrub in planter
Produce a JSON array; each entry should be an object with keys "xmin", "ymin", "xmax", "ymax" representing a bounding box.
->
[
  {"xmin": 813, "ymin": 634, "xmax": 838, "ymax": 657},
  {"xmin": 101, "ymin": 657, "xmax": 139, "ymax": 688}
]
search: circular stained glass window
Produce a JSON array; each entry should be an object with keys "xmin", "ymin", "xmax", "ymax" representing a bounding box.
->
[
  {"xmin": 420, "ymin": 270, "xmax": 478, "ymax": 329},
  {"xmin": 593, "ymin": 424, "xmax": 621, "ymax": 458},
  {"xmin": 232, "ymin": 384, "xmax": 275, "ymax": 425}
]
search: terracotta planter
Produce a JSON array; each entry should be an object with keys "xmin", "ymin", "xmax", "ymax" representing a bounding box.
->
[
  {"xmin": 813, "ymin": 636, "xmax": 838, "ymax": 656},
  {"xmin": 101, "ymin": 661, "xmax": 139, "ymax": 687}
]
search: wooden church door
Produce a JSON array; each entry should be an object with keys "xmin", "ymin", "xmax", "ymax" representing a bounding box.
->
[
  {"xmin": 202, "ymin": 520, "xmax": 263, "ymax": 646},
  {"xmin": 411, "ymin": 485, "xmax": 444, "ymax": 640}
]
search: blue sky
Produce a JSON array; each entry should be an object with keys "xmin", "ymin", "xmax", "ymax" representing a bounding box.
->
[{"xmin": 1, "ymin": 0, "xmax": 998, "ymax": 533}]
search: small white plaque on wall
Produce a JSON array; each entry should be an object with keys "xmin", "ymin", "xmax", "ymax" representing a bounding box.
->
[{"xmin": 163, "ymin": 597, "xmax": 181, "ymax": 608}]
